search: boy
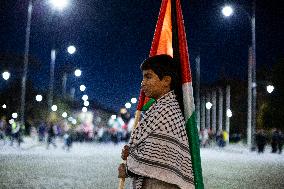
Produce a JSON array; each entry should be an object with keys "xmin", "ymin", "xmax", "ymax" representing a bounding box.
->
[{"xmin": 118, "ymin": 54, "xmax": 194, "ymax": 189}]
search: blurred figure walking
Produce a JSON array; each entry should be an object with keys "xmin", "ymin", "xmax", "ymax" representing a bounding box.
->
[
  {"xmin": 277, "ymin": 129, "xmax": 284, "ymax": 154},
  {"xmin": 38, "ymin": 122, "xmax": 46, "ymax": 142},
  {"xmin": 255, "ymin": 129, "xmax": 267, "ymax": 153},
  {"xmin": 0, "ymin": 116, "xmax": 7, "ymax": 144},
  {"xmin": 11, "ymin": 121, "xmax": 22, "ymax": 147},
  {"xmin": 46, "ymin": 122, "xmax": 57, "ymax": 149},
  {"xmin": 271, "ymin": 128, "xmax": 279, "ymax": 153}
]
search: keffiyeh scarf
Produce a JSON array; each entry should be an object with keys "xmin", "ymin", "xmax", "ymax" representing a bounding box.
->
[{"xmin": 127, "ymin": 91, "xmax": 194, "ymax": 189}]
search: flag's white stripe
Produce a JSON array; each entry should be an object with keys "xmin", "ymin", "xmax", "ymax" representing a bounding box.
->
[{"xmin": 182, "ymin": 82, "xmax": 195, "ymax": 121}]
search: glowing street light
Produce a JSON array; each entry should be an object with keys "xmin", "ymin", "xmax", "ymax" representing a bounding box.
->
[
  {"xmin": 2, "ymin": 71, "xmax": 10, "ymax": 80},
  {"xmin": 68, "ymin": 117, "xmax": 73, "ymax": 122},
  {"xmin": 82, "ymin": 107, "xmax": 87, "ymax": 112},
  {"xmin": 82, "ymin": 95, "xmax": 88, "ymax": 101},
  {"xmin": 226, "ymin": 109, "xmax": 233, "ymax": 118},
  {"xmin": 125, "ymin": 102, "xmax": 131, "ymax": 109},
  {"xmin": 35, "ymin": 95, "xmax": 43, "ymax": 102},
  {"xmin": 266, "ymin": 85, "xmax": 274, "ymax": 94},
  {"xmin": 222, "ymin": 5, "xmax": 233, "ymax": 17},
  {"xmin": 50, "ymin": 0, "xmax": 69, "ymax": 10},
  {"xmin": 131, "ymin": 97, "xmax": 137, "ymax": 104},
  {"xmin": 80, "ymin": 85, "xmax": 86, "ymax": 92},
  {"xmin": 12, "ymin": 113, "xmax": 18, "ymax": 119},
  {"xmin": 51, "ymin": 105, "xmax": 58, "ymax": 112},
  {"xmin": 74, "ymin": 69, "xmax": 82, "ymax": 77},
  {"xmin": 72, "ymin": 119, "xmax": 77, "ymax": 125},
  {"xmin": 62, "ymin": 112, "xmax": 67, "ymax": 118},
  {"xmin": 2, "ymin": 104, "xmax": 6, "ymax": 109},
  {"xmin": 206, "ymin": 102, "xmax": 213, "ymax": 110},
  {"xmin": 9, "ymin": 119, "xmax": 14, "ymax": 124},
  {"xmin": 67, "ymin": 45, "xmax": 76, "ymax": 54},
  {"xmin": 84, "ymin": 101, "xmax": 89, "ymax": 107}
]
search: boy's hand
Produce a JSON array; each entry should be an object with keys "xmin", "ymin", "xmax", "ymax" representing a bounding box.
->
[
  {"xmin": 121, "ymin": 145, "xmax": 129, "ymax": 160},
  {"xmin": 118, "ymin": 163, "xmax": 127, "ymax": 178}
]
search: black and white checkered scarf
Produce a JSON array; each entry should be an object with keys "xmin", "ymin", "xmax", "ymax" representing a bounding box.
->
[{"xmin": 127, "ymin": 91, "xmax": 194, "ymax": 189}]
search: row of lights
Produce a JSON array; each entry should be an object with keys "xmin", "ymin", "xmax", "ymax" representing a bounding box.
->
[
  {"xmin": 111, "ymin": 97, "xmax": 138, "ymax": 120},
  {"xmin": 124, "ymin": 97, "xmax": 137, "ymax": 109},
  {"xmin": 205, "ymin": 102, "xmax": 233, "ymax": 118}
]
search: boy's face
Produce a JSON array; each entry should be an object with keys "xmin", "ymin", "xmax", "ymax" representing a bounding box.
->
[{"xmin": 141, "ymin": 69, "xmax": 171, "ymax": 100}]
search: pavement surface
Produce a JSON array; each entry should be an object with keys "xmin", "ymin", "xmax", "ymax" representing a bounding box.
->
[{"xmin": 0, "ymin": 137, "xmax": 283, "ymax": 189}]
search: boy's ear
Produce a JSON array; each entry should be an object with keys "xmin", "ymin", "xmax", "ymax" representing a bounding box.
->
[{"xmin": 162, "ymin": 76, "xmax": 172, "ymax": 87}]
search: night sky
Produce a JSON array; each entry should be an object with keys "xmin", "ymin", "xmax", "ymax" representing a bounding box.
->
[{"xmin": 0, "ymin": 0, "xmax": 283, "ymax": 113}]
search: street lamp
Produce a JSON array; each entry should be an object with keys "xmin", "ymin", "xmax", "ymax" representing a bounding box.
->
[
  {"xmin": 49, "ymin": 0, "xmax": 69, "ymax": 10},
  {"xmin": 9, "ymin": 119, "xmax": 14, "ymax": 124},
  {"xmin": 222, "ymin": 6, "xmax": 233, "ymax": 17},
  {"xmin": 68, "ymin": 116, "xmax": 73, "ymax": 122},
  {"xmin": 82, "ymin": 95, "xmax": 88, "ymax": 101},
  {"xmin": 67, "ymin": 45, "xmax": 76, "ymax": 54},
  {"xmin": 80, "ymin": 85, "xmax": 86, "ymax": 92},
  {"xmin": 84, "ymin": 101, "xmax": 89, "ymax": 107},
  {"xmin": 2, "ymin": 71, "xmax": 10, "ymax": 80},
  {"xmin": 125, "ymin": 102, "xmax": 131, "ymax": 109},
  {"xmin": 226, "ymin": 109, "xmax": 233, "ymax": 118},
  {"xmin": 12, "ymin": 113, "xmax": 18, "ymax": 119},
  {"xmin": 35, "ymin": 94, "xmax": 43, "ymax": 102},
  {"xmin": 62, "ymin": 112, "xmax": 67, "ymax": 118},
  {"xmin": 82, "ymin": 107, "xmax": 87, "ymax": 112},
  {"xmin": 205, "ymin": 102, "xmax": 212, "ymax": 110},
  {"xmin": 51, "ymin": 105, "xmax": 58, "ymax": 112},
  {"xmin": 74, "ymin": 69, "xmax": 82, "ymax": 77},
  {"xmin": 221, "ymin": 1, "xmax": 257, "ymax": 149},
  {"xmin": 131, "ymin": 98, "xmax": 137, "ymax": 104},
  {"xmin": 2, "ymin": 104, "xmax": 6, "ymax": 109},
  {"xmin": 21, "ymin": 0, "xmax": 70, "ymax": 125},
  {"xmin": 266, "ymin": 85, "xmax": 274, "ymax": 94}
]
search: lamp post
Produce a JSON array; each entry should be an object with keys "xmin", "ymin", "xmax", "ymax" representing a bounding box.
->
[
  {"xmin": 20, "ymin": 0, "xmax": 33, "ymax": 126},
  {"xmin": 222, "ymin": 0, "xmax": 257, "ymax": 149},
  {"xmin": 225, "ymin": 85, "xmax": 231, "ymax": 145},
  {"xmin": 195, "ymin": 56, "xmax": 201, "ymax": 131},
  {"xmin": 62, "ymin": 46, "xmax": 77, "ymax": 97},
  {"xmin": 21, "ymin": 0, "xmax": 70, "ymax": 124}
]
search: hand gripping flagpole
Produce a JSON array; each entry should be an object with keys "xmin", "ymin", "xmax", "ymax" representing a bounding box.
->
[{"xmin": 118, "ymin": 89, "xmax": 145, "ymax": 189}]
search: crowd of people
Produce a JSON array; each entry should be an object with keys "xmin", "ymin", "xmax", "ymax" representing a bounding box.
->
[
  {"xmin": 255, "ymin": 128, "xmax": 284, "ymax": 154},
  {"xmin": 1, "ymin": 114, "xmax": 283, "ymax": 154},
  {"xmin": 199, "ymin": 128, "xmax": 232, "ymax": 148},
  {"xmin": 198, "ymin": 126, "xmax": 283, "ymax": 154},
  {"xmin": 0, "ymin": 113, "xmax": 135, "ymax": 150},
  {"xmin": 0, "ymin": 116, "xmax": 93, "ymax": 151}
]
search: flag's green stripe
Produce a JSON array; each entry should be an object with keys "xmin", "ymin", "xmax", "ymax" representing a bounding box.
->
[
  {"xmin": 185, "ymin": 111, "xmax": 204, "ymax": 189},
  {"xmin": 141, "ymin": 98, "xmax": 156, "ymax": 111}
]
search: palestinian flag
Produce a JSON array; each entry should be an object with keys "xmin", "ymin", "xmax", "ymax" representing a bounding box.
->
[{"xmin": 136, "ymin": 0, "xmax": 204, "ymax": 188}]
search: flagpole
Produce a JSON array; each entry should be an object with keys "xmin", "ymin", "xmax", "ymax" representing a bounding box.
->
[{"xmin": 118, "ymin": 110, "xmax": 142, "ymax": 189}]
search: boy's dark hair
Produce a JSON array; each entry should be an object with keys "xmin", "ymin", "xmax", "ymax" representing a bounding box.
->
[
  {"xmin": 140, "ymin": 54, "xmax": 184, "ymax": 115},
  {"xmin": 140, "ymin": 54, "xmax": 178, "ymax": 90}
]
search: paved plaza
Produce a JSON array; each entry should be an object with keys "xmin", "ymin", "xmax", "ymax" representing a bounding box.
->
[{"xmin": 0, "ymin": 138, "xmax": 284, "ymax": 189}]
